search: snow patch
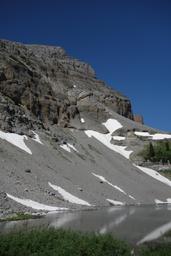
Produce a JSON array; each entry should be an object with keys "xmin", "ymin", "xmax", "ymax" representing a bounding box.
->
[
  {"xmin": 7, "ymin": 193, "xmax": 67, "ymax": 211},
  {"xmin": 92, "ymin": 172, "xmax": 126, "ymax": 194},
  {"xmin": 60, "ymin": 144, "xmax": 71, "ymax": 152},
  {"xmin": 102, "ymin": 118, "xmax": 122, "ymax": 134},
  {"xmin": 48, "ymin": 182, "xmax": 91, "ymax": 206},
  {"xmin": 32, "ymin": 131, "xmax": 43, "ymax": 144},
  {"xmin": 80, "ymin": 118, "xmax": 85, "ymax": 123},
  {"xmin": 155, "ymin": 198, "xmax": 171, "ymax": 204},
  {"xmin": 113, "ymin": 136, "xmax": 125, "ymax": 141},
  {"xmin": 135, "ymin": 131, "xmax": 171, "ymax": 140},
  {"xmin": 92, "ymin": 172, "xmax": 135, "ymax": 200},
  {"xmin": 67, "ymin": 143, "xmax": 78, "ymax": 152},
  {"xmin": 60, "ymin": 143, "xmax": 78, "ymax": 153},
  {"xmin": 135, "ymin": 165, "xmax": 171, "ymax": 187},
  {"xmin": 106, "ymin": 199, "xmax": 125, "ymax": 206},
  {"xmin": 85, "ymin": 119, "xmax": 132, "ymax": 159},
  {"xmin": 0, "ymin": 130, "xmax": 32, "ymax": 154}
]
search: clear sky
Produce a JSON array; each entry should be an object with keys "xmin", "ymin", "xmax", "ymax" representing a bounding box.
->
[{"xmin": 0, "ymin": 0, "xmax": 171, "ymax": 131}]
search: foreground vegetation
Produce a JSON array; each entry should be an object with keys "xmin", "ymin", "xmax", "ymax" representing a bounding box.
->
[
  {"xmin": 0, "ymin": 229, "xmax": 131, "ymax": 256},
  {"xmin": 0, "ymin": 228, "xmax": 171, "ymax": 256},
  {"xmin": 140, "ymin": 140, "xmax": 171, "ymax": 164}
]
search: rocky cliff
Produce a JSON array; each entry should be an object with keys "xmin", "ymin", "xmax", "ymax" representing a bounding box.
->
[{"xmin": 0, "ymin": 40, "xmax": 133, "ymax": 134}]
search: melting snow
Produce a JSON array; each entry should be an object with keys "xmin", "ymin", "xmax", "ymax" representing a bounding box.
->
[
  {"xmin": 135, "ymin": 131, "xmax": 171, "ymax": 140},
  {"xmin": 60, "ymin": 144, "xmax": 71, "ymax": 152},
  {"xmin": 85, "ymin": 119, "xmax": 132, "ymax": 159},
  {"xmin": 80, "ymin": 118, "xmax": 85, "ymax": 123},
  {"xmin": 92, "ymin": 172, "xmax": 135, "ymax": 200},
  {"xmin": 0, "ymin": 131, "xmax": 32, "ymax": 154},
  {"xmin": 135, "ymin": 165, "xmax": 171, "ymax": 187},
  {"xmin": 48, "ymin": 182, "xmax": 91, "ymax": 206},
  {"xmin": 155, "ymin": 198, "xmax": 171, "ymax": 204},
  {"xmin": 92, "ymin": 172, "xmax": 126, "ymax": 194},
  {"xmin": 103, "ymin": 119, "xmax": 122, "ymax": 134},
  {"xmin": 7, "ymin": 193, "xmax": 67, "ymax": 211},
  {"xmin": 106, "ymin": 199, "xmax": 125, "ymax": 206},
  {"xmin": 32, "ymin": 131, "xmax": 43, "ymax": 144},
  {"xmin": 113, "ymin": 136, "xmax": 125, "ymax": 141},
  {"xmin": 60, "ymin": 143, "xmax": 78, "ymax": 153}
]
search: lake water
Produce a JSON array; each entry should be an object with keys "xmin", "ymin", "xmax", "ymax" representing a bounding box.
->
[{"xmin": 0, "ymin": 205, "xmax": 171, "ymax": 245}]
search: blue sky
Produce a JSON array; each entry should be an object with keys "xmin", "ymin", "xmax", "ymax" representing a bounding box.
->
[{"xmin": 0, "ymin": 0, "xmax": 171, "ymax": 131}]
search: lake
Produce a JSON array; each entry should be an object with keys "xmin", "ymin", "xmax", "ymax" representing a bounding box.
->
[{"xmin": 0, "ymin": 205, "xmax": 171, "ymax": 245}]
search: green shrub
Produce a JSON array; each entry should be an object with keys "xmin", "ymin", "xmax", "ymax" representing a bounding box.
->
[
  {"xmin": 139, "ymin": 140, "xmax": 171, "ymax": 164},
  {"xmin": 0, "ymin": 228, "xmax": 131, "ymax": 256}
]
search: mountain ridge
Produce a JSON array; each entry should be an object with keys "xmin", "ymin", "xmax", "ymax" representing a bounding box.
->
[{"xmin": 0, "ymin": 40, "xmax": 171, "ymax": 217}]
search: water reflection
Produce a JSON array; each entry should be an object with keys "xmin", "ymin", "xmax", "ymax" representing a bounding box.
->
[{"xmin": 0, "ymin": 206, "xmax": 171, "ymax": 245}]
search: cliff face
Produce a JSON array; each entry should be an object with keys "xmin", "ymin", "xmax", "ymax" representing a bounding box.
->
[{"xmin": 0, "ymin": 40, "xmax": 133, "ymax": 134}]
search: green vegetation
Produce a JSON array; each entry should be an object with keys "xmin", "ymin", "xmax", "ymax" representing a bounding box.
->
[
  {"xmin": 0, "ymin": 228, "xmax": 171, "ymax": 256},
  {"xmin": 0, "ymin": 213, "xmax": 39, "ymax": 222},
  {"xmin": 0, "ymin": 229, "xmax": 131, "ymax": 256},
  {"xmin": 140, "ymin": 140, "xmax": 171, "ymax": 164}
]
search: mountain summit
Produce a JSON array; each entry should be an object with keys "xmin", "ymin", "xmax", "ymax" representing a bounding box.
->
[{"xmin": 0, "ymin": 40, "xmax": 171, "ymax": 215}]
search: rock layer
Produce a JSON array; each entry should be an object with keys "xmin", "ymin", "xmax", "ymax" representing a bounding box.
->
[{"xmin": 0, "ymin": 40, "xmax": 133, "ymax": 133}]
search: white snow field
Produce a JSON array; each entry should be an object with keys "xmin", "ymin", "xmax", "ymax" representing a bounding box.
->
[
  {"xmin": 106, "ymin": 199, "xmax": 125, "ymax": 206},
  {"xmin": 135, "ymin": 131, "xmax": 171, "ymax": 140},
  {"xmin": 60, "ymin": 143, "xmax": 78, "ymax": 153},
  {"xmin": 0, "ymin": 130, "xmax": 32, "ymax": 154},
  {"xmin": 85, "ymin": 119, "xmax": 132, "ymax": 159},
  {"xmin": 48, "ymin": 182, "xmax": 92, "ymax": 206},
  {"xmin": 7, "ymin": 193, "xmax": 68, "ymax": 211}
]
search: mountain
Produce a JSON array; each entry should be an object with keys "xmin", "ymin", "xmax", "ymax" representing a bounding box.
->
[{"xmin": 0, "ymin": 40, "xmax": 171, "ymax": 216}]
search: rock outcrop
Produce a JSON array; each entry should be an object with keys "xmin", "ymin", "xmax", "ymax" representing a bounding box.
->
[{"xmin": 0, "ymin": 40, "xmax": 133, "ymax": 134}]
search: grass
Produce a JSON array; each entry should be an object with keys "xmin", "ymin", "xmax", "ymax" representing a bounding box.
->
[
  {"xmin": 0, "ymin": 228, "xmax": 131, "ymax": 256},
  {"xmin": 0, "ymin": 213, "xmax": 39, "ymax": 222},
  {"xmin": 0, "ymin": 228, "xmax": 171, "ymax": 256}
]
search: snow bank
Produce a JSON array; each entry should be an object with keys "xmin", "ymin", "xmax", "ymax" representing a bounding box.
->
[
  {"xmin": 7, "ymin": 193, "xmax": 67, "ymax": 211},
  {"xmin": 48, "ymin": 182, "xmax": 91, "ymax": 206},
  {"xmin": 106, "ymin": 199, "xmax": 125, "ymax": 206},
  {"xmin": 135, "ymin": 165, "xmax": 171, "ymax": 187},
  {"xmin": 60, "ymin": 143, "xmax": 78, "ymax": 153},
  {"xmin": 135, "ymin": 131, "xmax": 171, "ymax": 140},
  {"xmin": 32, "ymin": 131, "xmax": 43, "ymax": 144},
  {"xmin": 85, "ymin": 119, "xmax": 132, "ymax": 159},
  {"xmin": 0, "ymin": 131, "xmax": 32, "ymax": 154}
]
